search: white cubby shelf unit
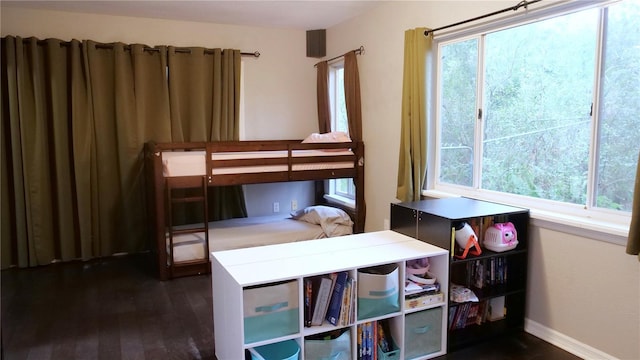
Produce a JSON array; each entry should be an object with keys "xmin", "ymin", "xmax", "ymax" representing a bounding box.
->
[{"xmin": 211, "ymin": 230, "xmax": 449, "ymax": 360}]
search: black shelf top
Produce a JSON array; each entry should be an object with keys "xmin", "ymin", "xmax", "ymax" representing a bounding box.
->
[
  {"xmin": 451, "ymin": 248, "xmax": 528, "ymax": 264},
  {"xmin": 394, "ymin": 197, "xmax": 528, "ymax": 220}
]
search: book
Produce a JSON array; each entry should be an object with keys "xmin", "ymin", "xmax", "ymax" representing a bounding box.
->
[
  {"xmin": 349, "ymin": 277, "xmax": 357, "ymax": 325},
  {"xmin": 404, "ymin": 291, "xmax": 444, "ymax": 309},
  {"xmin": 304, "ymin": 277, "xmax": 313, "ymax": 327},
  {"xmin": 326, "ymin": 271, "xmax": 349, "ymax": 325},
  {"xmin": 338, "ymin": 276, "xmax": 352, "ymax": 326},
  {"xmin": 448, "ymin": 305, "xmax": 458, "ymax": 330},
  {"xmin": 377, "ymin": 319, "xmax": 393, "ymax": 354},
  {"xmin": 311, "ymin": 276, "xmax": 334, "ymax": 326}
]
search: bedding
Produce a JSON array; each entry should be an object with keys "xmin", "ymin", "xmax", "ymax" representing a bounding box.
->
[
  {"xmin": 290, "ymin": 205, "xmax": 354, "ymax": 237},
  {"xmin": 302, "ymin": 131, "xmax": 352, "ymax": 145},
  {"xmin": 167, "ymin": 207, "xmax": 353, "ymax": 264}
]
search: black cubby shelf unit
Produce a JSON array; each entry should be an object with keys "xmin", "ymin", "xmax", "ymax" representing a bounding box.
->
[{"xmin": 390, "ymin": 197, "xmax": 529, "ymax": 351}]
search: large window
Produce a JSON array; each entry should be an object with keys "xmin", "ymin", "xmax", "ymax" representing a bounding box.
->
[
  {"xmin": 329, "ymin": 61, "xmax": 355, "ymax": 201},
  {"xmin": 435, "ymin": 0, "xmax": 639, "ymax": 222}
]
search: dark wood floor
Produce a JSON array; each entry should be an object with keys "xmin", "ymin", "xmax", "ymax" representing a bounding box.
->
[{"xmin": 2, "ymin": 254, "xmax": 582, "ymax": 360}]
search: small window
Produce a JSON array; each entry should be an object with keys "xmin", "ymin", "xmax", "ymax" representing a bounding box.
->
[{"xmin": 329, "ymin": 61, "xmax": 355, "ymax": 203}]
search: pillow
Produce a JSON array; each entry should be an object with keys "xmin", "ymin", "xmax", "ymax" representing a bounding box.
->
[
  {"xmin": 302, "ymin": 132, "xmax": 352, "ymax": 144},
  {"xmin": 291, "ymin": 205, "xmax": 354, "ymax": 237}
]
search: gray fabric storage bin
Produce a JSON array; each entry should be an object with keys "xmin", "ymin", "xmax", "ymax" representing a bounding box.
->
[{"xmin": 404, "ymin": 307, "xmax": 442, "ymax": 359}]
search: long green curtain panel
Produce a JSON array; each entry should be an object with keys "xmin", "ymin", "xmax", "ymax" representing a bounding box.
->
[
  {"xmin": 1, "ymin": 36, "xmax": 245, "ymax": 268},
  {"xmin": 1, "ymin": 37, "xmax": 78, "ymax": 267},
  {"xmin": 83, "ymin": 41, "xmax": 171, "ymax": 256},
  {"xmin": 627, "ymin": 150, "xmax": 640, "ymax": 261},
  {"xmin": 1, "ymin": 37, "xmax": 170, "ymax": 267},
  {"xmin": 167, "ymin": 47, "xmax": 247, "ymax": 220},
  {"xmin": 344, "ymin": 51, "xmax": 363, "ymax": 142},
  {"xmin": 316, "ymin": 61, "xmax": 331, "ymax": 133},
  {"xmin": 343, "ymin": 50, "xmax": 366, "ymax": 229},
  {"xmin": 396, "ymin": 28, "xmax": 431, "ymax": 202}
]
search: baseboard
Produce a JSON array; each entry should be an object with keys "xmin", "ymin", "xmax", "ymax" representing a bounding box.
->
[{"xmin": 525, "ymin": 318, "xmax": 619, "ymax": 360}]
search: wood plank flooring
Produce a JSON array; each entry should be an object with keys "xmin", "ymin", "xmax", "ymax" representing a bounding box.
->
[{"xmin": 2, "ymin": 253, "xmax": 582, "ymax": 360}]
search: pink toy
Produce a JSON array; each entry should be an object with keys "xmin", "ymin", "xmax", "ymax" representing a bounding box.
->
[{"xmin": 484, "ymin": 222, "xmax": 518, "ymax": 252}]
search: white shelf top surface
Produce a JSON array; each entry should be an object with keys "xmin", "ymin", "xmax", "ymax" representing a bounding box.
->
[{"xmin": 211, "ymin": 230, "xmax": 448, "ymax": 286}]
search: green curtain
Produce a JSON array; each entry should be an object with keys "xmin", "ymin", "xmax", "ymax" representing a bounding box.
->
[
  {"xmin": 167, "ymin": 47, "xmax": 247, "ymax": 221},
  {"xmin": 1, "ymin": 36, "xmax": 245, "ymax": 268},
  {"xmin": 627, "ymin": 150, "xmax": 640, "ymax": 261},
  {"xmin": 2, "ymin": 37, "xmax": 73, "ymax": 267},
  {"xmin": 344, "ymin": 51, "xmax": 363, "ymax": 142},
  {"xmin": 396, "ymin": 28, "xmax": 431, "ymax": 202},
  {"xmin": 316, "ymin": 61, "xmax": 331, "ymax": 133},
  {"xmin": 343, "ymin": 50, "xmax": 366, "ymax": 230}
]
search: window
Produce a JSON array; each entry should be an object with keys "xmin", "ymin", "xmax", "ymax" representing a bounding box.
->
[
  {"xmin": 329, "ymin": 60, "xmax": 355, "ymax": 202},
  {"xmin": 434, "ymin": 0, "xmax": 639, "ymax": 226}
]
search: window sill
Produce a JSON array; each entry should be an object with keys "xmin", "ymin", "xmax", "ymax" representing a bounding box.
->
[
  {"xmin": 422, "ymin": 190, "xmax": 629, "ymax": 246},
  {"xmin": 323, "ymin": 194, "xmax": 355, "ymax": 210}
]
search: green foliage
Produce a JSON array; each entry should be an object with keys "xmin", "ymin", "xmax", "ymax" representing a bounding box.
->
[{"xmin": 438, "ymin": 1, "xmax": 640, "ymax": 212}]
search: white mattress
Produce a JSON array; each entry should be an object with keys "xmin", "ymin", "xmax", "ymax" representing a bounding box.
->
[
  {"xmin": 162, "ymin": 149, "xmax": 354, "ymax": 177},
  {"xmin": 167, "ymin": 215, "xmax": 326, "ymax": 264}
]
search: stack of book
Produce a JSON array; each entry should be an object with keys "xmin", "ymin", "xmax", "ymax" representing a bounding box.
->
[
  {"xmin": 357, "ymin": 320, "xmax": 397, "ymax": 360},
  {"xmin": 304, "ymin": 271, "xmax": 356, "ymax": 327},
  {"xmin": 448, "ymin": 296, "xmax": 505, "ymax": 330},
  {"xmin": 404, "ymin": 279, "xmax": 442, "ymax": 310},
  {"xmin": 468, "ymin": 257, "xmax": 508, "ymax": 288}
]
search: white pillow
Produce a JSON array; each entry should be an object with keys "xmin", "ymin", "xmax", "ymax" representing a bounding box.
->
[
  {"xmin": 302, "ymin": 131, "xmax": 352, "ymax": 143},
  {"xmin": 291, "ymin": 205, "xmax": 354, "ymax": 237}
]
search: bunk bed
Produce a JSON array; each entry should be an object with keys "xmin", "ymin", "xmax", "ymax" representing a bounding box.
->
[{"xmin": 145, "ymin": 137, "xmax": 365, "ymax": 280}]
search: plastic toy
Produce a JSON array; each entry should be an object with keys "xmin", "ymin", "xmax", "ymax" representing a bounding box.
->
[
  {"xmin": 454, "ymin": 222, "xmax": 482, "ymax": 259},
  {"xmin": 484, "ymin": 222, "xmax": 518, "ymax": 252}
]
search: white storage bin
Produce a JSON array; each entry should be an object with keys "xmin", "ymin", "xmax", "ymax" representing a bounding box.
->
[
  {"xmin": 357, "ymin": 264, "xmax": 400, "ymax": 320},
  {"xmin": 243, "ymin": 280, "xmax": 299, "ymax": 344}
]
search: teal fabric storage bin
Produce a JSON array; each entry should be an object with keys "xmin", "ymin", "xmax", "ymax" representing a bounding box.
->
[
  {"xmin": 357, "ymin": 264, "xmax": 400, "ymax": 320},
  {"xmin": 250, "ymin": 339, "xmax": 300, "ymax": 360},
  {"xmin": 377, "ymin": 337, "xmax": 400, "ymax": 360},
  {"xmin": 304, "ymin": 329, "xmax": 352, "ymax": 360},
  {"xmin": 404, "ymin": 307, "xmax": 442, "ymax": 359},
  {"xmin": 243, "ymin": 280, "xmax": 299, "ymax": 344}
]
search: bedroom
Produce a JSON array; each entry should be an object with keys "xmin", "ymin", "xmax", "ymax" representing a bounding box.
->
[{"xmin": 1, "ymin": 1, "xmax": 638, "ymax": 360}]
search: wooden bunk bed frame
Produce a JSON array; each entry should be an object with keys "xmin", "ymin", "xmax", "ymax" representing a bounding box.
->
[{"xmin": 145, "ymin": 139, "xmax": 365, "ymax": 280}]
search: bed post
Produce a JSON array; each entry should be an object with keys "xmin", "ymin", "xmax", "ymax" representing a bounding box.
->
[
  {"xmin": 355, "ymin": 141, "xmax": 365, "ymax": 233},
  {"xmin": 145, "ymin": 142, "xmax": 169, "ymax": 281}
]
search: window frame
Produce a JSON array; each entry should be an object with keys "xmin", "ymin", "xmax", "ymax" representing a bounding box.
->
[
  {"xmin": 426, "ymin": 0, "xmax": 633, "ymax": 244},
  {"xmin": 326, "ymin": 59, "xmax": 356, "ymax": 206}
]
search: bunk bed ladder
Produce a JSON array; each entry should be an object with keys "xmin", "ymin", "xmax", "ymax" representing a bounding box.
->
[{"xmin": 165, "ymin": 176, "xmax": 211, "ymax": 278}]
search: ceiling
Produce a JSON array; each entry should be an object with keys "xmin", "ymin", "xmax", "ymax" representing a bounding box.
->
[{"xmin": 1, "ymin": 1, "xmax": 384, "ymax": 30}]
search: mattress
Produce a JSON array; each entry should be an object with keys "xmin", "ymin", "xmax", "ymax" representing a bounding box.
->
[
  {"xmin": 162, "ymin": 149, "xmax": 355, "ymax": 177},
  {"xmin": 167, "ymin": 215, "xmax": 326, "ymax": 264}
]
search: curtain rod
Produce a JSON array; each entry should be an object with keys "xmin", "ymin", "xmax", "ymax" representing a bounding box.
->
[
  {"xmin": 26, "ymin": 39, "xmax": 260, "ymax": 57},
  {"xmin": 424, "ymin": 0, "xmax": 542, "ymax": 37},
  {"xmin": 314, "ymin": 45, "xmax": 364, "ymax": 67},
  {"xmin": 92, "ymin": 43, "xmax": 262, "ymax": 57}
]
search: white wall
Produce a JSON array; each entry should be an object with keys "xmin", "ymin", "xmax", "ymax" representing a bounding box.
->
[
  {"xmin": 2, "ymin": 3, "xmax": 639, "ymax": 359},
  {"xmin": 0, "ymin": 6, "xmax": 319, "ymax": 140},
  {"xmin": 329, "ymin": 2, "xmax": 639, "ymax": 359}
]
